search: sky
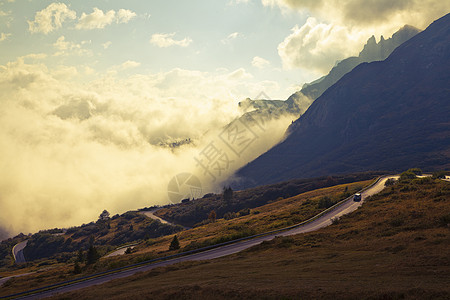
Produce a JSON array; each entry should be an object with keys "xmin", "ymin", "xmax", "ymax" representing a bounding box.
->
[{"xmin": 0, "ymin": 0, "xmax": 448, "ymax": 237}]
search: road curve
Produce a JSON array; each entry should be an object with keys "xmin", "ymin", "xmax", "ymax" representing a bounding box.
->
[
  {"xmin": 15, "ymin": 176, "xmax": 394, "ymax": 299},
  {"xmin": 12, "ymin": 240, "xmax": 28, "ymax": 264},
  {"xmin": 140, "ymin": 209, "xmax": 191, "ymax": 230}
]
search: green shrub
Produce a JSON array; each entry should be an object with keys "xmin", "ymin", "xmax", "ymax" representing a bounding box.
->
[
  {"xmin": 432, "ymin": 171, "xmax": 447, "ymax": 179},
  {"xmin": 407, "ymin": 168, "xmax": 422, "ymax": 175},
  {"xmin": 438, "ymin": 214, "xmax": 450, "ymax": 227},
  {"xmin": 390, "ymin": 217, "xmax": 405, "ymax": 227},
  {"xmin": 238, "ymin": 208, "xmax": 251, "ymax": 217},
  {"xmin": 400, "ymin": 171, "xmax": 417, "ymax": 181},
  {"xmin": 223, "ymin": 212, "xmax": 237, "ymax": 220},
  {"xmin": 318, "ymin": 196, "xmax": 334, "ymax": 209}
]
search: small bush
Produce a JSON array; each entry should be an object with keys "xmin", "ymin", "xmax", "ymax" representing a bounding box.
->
[
  {"xmin": 238, "ymin": 208, "xmax": 251, "ymax": 217},
  {"xmin": 390, "ymin": 217, "xmax": 405, "ymax": 227},
  {"xmin": 432, "ymin": 171, "xmax": 447, "ymax": 179},
  {"xmin": 223, "ymin": 212, "xmax": 237, "ymax": 220},
  {"xmin": 438, "ymin": 214, "xmax": 450, "ymax": 227},
  {"xmin": 385, "ymin": 178, "xmax": 396, "ymax": 186},
  {"xmin": 73, "ymin": 262, "xmax": 82, "ymax": 274}
]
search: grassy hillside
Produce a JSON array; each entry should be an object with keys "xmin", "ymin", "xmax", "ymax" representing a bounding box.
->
[
  {"xmin": 156, "ymin": 172, "xmax": 384, "ymax": 227},
  {"xmin": 51, "ymin": 176, "xmax": 450, "ymax": 299},
  {"xmin": 0, "ymin": 180, "xmax": 372, "ymax": 296}
]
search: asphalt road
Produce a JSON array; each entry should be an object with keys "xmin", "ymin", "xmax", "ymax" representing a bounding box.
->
[
  {"xmin": 12, "ymin": 240, "xmax": 28, "ymax": 264},
  {"xmin": 15, "ymin": 176, "xmax": 394, "ymax": 299}
]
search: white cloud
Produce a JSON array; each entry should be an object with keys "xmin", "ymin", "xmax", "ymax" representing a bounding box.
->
[
  {"xmin": 53, "ymin": 36, "xmax": 91, "ymax": 56},
  {"xmin": 221, "ymin": 32, "xmax": 242, "ymax": 44},
  {"xmin": 28, "ymin": 3, "xmax": 76, "ymax": 34},
  {"xmin": 262, "ymin": 0, "xmax": 450, "ymax": 29},
  {"xmin": 117, "ymin": 9, "xmax": 137, "ymax": 24},
  {"xmin": 76, "ymin": 7, "xmax": 115, "ymax": 29},
  {"xmin": 150, "ymin": 33, "xmax": 193, "ymax": 48},
  {"xmin": 120, "ymin": 60, "xmax": 141, "ymax": 69},
  {"xmin": 0, "ymin": 32, "xmax": 11, "ymax": 42},
  {"xmin": 252, "ymin": 56, "xmax": 270, "ymax": 69},
  {"xmin": 76, "ymin": 7, "xmax": 137, "ymax": 30},
  {"xmin": 278, "ymin": 17, "xmax": 364, "ymax": 72},
  {"xmin": 108, "ymin": 60, "xmax": 141, "ymax": 74},
  {"xmin": 20, "ymin": 53, "xmax": 47, "ymax": 61},
  {"xmin": 102, "ymin": 41, "xmax": 112, "ymax": 49},
  {"xmin": 228, "ymin": 0, "xmax": 250, "ymax": 5}
]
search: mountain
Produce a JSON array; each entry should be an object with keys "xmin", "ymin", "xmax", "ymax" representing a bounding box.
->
[
  {"xmin": 234, "ymin": 14, "xmax": 450, "ymax": 189},
  {"xmin": 243, "ymin": 25, "xmax": 420, "ymax": 124},
  {"xmin": 287, "ymin": 25, "xmax": 420, "ymax": 105}
]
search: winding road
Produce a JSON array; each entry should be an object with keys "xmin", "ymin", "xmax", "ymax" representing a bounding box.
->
[
  {"xmin": 12, "ymin": 240, "xmax": 28, "ymax": 264},
  {"xmin": 140, "ymin": 209, "xmax": 191, "ymax": 230},
  {"xmin": 11, "ymin": 176, "xmax": 395, "ymax": 299}
]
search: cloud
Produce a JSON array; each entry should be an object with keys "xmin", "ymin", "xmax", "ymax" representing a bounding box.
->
[
  {"xmin": 116, "ymin": 9, "xmax": 137, "ymax": 24},
  {"xmin": 20, "ymin": 53, "xmax": 48, "ymax": 61},
  {"xmin": 0, "ymin": 32, "xmax": 11, "ymax": 42},
  {"xmin": 76, "ymin": 7, "xmax": 115, "ymax": 29},
  {"xmin": 252, "ymin": 56, "xmax": 270, "ymax": 69},
  {"xmin": 150, "ymin": 33, "xmax": 193, "ymax": 48},
  {"xmin": 28, "ymin": 3, "xmax": 76, "ymax": 34},
  {"xmin": 102, "ymin": 41, "xmax": 112, "ymax": 49},
  {"xmin": 278, "ymin": 17, "xmax": 364, "ymax": 72},
  {"xmin": 221, "ymin": 32, "xmax": 242, "ymax": 44},
  {"xmin": 120, "ymin": 60, "xmax": 141, "ymax": 69},
  {"xmin": 53, "ymin": 36, "xmax": 92, "ymax": 56},
  {"xmin": 76, "ymin": 7, "xmax": 136, "ymax": 30},
  {"xmin": 265, "ymin": 0, "xmax": 450, "ymax": 74},
  {"xmin": 108, "ymin": 60, "xmax": 141, "ymax": 74},
  {"xmin": 262, "ymin": 0, "xmax": 450, "ymax": 28},
  {"xmin": 0, "ymin": 59, "xmax": 290, "ymax": 237},
  {"xmin": 228, "ymin": 0, "xmax": 250, "ymax": 5}
]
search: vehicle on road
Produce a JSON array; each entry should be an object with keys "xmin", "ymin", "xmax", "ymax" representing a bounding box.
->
[{"xmin": 353, "ymin": 193, "xmax": 362, "ymax": 202}]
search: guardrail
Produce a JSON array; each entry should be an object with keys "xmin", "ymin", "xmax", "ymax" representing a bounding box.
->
[{"xmin": 2, "ymin": 176, "xmax": 388, "ymax": 299}]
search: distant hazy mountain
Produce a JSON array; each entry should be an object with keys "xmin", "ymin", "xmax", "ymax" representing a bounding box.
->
[{"xmin": 234, "ymin": 14, "xmax": 450, "ymax": 188}]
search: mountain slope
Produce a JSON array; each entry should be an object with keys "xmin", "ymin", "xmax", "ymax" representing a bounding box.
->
[
  {"xmin": 287, "ymin": 25, "xmax": 420, "ymax": 106},
  {"xmin": 234, "ymin": 14, "xmax": 450, "ymax": 189}
]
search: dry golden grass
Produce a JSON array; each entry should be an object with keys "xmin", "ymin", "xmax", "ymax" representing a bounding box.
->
[
  {"xmin": 49, "ymin": 178, "xmax": 450, "ymax": 299},
  {"xmin": 0, "ymin": 181, "xmax": 369, "ymax": 297}
]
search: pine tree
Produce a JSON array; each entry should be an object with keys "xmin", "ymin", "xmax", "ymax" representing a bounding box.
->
[
  {"xmin": 223, "ymin": 186, "xmax": 233, "ymax": 205},
  {"xmin": 86, "ymin": 237, "xmax": 100, "ymax": 265},
  {"xmin": 169, "ymin": 235, "xmax": 180, "ymax": 251},
  {"xmin": 86, "ymin": 245, "xmax": 100, "ymax": 264}
]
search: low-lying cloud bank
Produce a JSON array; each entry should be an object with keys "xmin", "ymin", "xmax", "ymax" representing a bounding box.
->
[{"xmin": 0, "ymin": 57, "xmax": 293, "ymax": 238}]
